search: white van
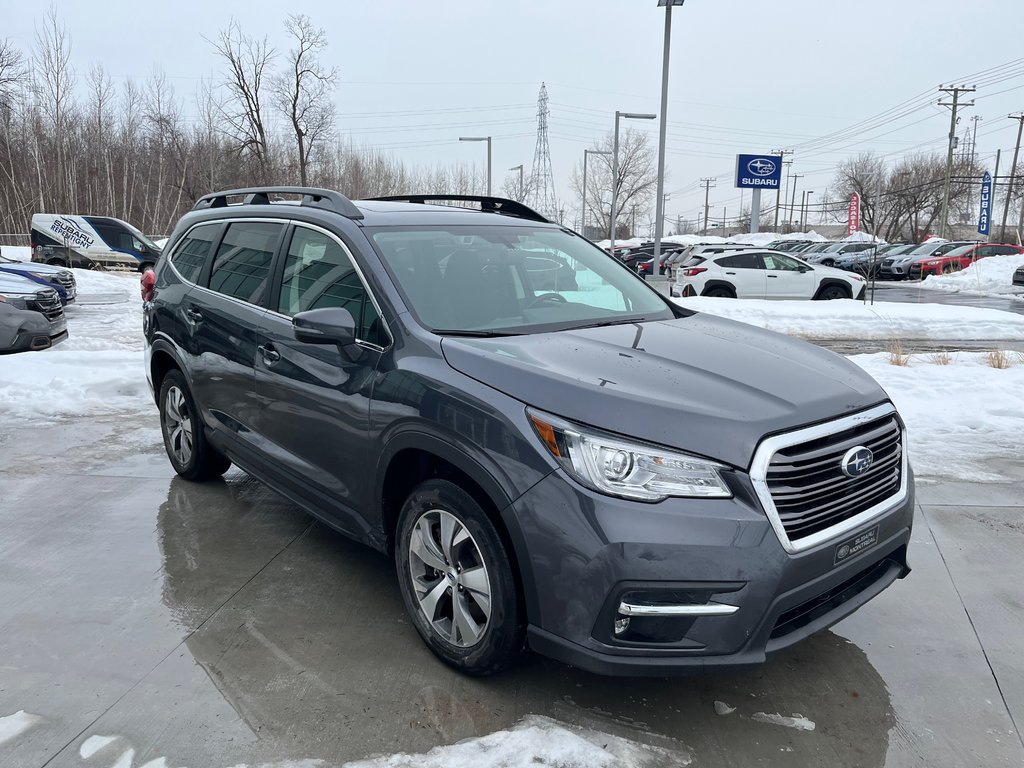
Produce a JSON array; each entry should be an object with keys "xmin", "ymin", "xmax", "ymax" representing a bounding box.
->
[{"xmin": 30, "ymin": 214, "xmax": 162, "ymax": 271}]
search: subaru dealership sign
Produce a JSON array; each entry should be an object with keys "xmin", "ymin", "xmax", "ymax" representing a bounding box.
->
[
  {"xmin": 735, "ymin": 154, "xmax": 783, "ymax": 189},
  {"xmin": 978, "ymin": 171, "xmax": 992, "ymax": 236}
]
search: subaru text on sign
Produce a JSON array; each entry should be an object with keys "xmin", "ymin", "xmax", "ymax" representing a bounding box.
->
[{"xmin": 735, "ymin": 154, "xmax": 783, "ymax": 189}]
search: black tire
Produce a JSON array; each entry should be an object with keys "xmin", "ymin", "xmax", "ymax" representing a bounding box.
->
[
  {"xmin": 703, "ymin": 287, "xmax": 734, "ymax": 298},
  {"xmin": 817, "ymin": 284, "xmax": 850, "ymax": 300},
  {"xmin": 158, "ymin": 369, "xmax": 231, "ymax": 481},
  {"xmin": 395, "ymin": 479, "xmax": 525, "ymax": 676},
  {"xmin": 46, "ymin": 258, "xmax": 67, "ymax": 267}
]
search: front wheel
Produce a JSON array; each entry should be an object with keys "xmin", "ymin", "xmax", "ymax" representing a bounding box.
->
[
  {"xmin": 817, "ymin": 284, "xmax": 850, "ymax": 300},
  {"xmin": 395, "ymin": 479, "xmax": 525, "ymax": 676},
  {"xmin": 703, "ymin": 287, "xmax": 735, "ymax": 298},
  {"xmin": 158, "ymin": 370, "xmax": 231, "ymax": 480}
]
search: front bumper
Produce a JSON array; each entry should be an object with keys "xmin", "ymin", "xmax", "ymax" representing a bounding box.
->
[{"xmin": 506, "ymin": 467, "xmax": 914, "ymax": 676}]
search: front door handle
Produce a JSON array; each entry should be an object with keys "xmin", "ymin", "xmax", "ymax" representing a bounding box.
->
[
  {"xmin": 185, "ymin": 307, "xmax": 203, "ymax": 323},
  {"xmin": 258, "ymin": 343, "xmax": 281, "ymax": 364},
  {"xmin": 725, "ymin": 271, "xmax": 736, "ymax": 275}
]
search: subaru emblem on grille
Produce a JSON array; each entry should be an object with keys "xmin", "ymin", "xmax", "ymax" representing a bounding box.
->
[{"xmin": 841, "ymin": 446, "xmax": 874, "ymax": 477}]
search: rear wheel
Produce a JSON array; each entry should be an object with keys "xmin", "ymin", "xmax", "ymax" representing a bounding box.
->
[
  {"xmin": 817, "ymin": 284, "xmax": 850, "ymax": 300},
  {"xmin": 158, "ymin": 369, "xmax": 231, "ymax": 481},
  {"xmin": 395, "ymin": 479, "xmax": 525, "ymax": 676},
  {"xmin": 703, "ymin": 287, "xmax": 735, "ymax": 298}
]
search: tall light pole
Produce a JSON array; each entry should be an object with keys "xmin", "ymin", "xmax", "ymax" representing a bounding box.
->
[
  {"xmin": 583, "ymin": 149, "xmax": 611, "ymax": 237},
  {"xmin": 999, "ymin": 114, "xmax": 1024, "ymax": 241},
  {"xmin": 509, "ymin": 164, "xmax": 524, "ymax": 201},
  {"xmin": 802, "ymin": 191, "xmax": 814, "ymax": 230},
  {"xmin": 610, "ymin": 111, "xmax": 656, "ymax": 255},
  {"xmin": 459, "ymin": 136, "xmax": 492, "ymax": 195},
  {"xmin": 652, "ymin": 0, "xmax": 685, "ymax": 264}
]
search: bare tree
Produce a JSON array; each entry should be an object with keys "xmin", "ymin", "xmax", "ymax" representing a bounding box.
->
[
  {"xmin": 0, "ymin": 39, "xmax": 26, "ymax": 114},
  {"xmin": 210, "ymin": 19, "xmax": 275, "ymax": 182},
  {"xmin": 33, "ymin": 6, "xmax": 74, "ymax": 210},
  {"xmin": 570, "ymin": 128, "xmax": 658, "ymax": 238},
  {"xmin": 273, "ymin": 14, "xmax": 337, "ymax": 186}
]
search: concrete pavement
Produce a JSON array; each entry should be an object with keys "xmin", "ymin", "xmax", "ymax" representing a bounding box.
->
[{"xmin": 0, "ymin": 415, "xmax": 1021, "ymax": 767}]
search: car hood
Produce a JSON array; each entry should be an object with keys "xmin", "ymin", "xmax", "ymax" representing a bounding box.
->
[
  {"xmin": 0, "ymin": 261, "xmax": 66, "ymax": 276},
  {"xmin": 0, "ymin": 273, "xmax": 48, "ymax": 293},
  {"xmin": 441, "ymin": 315, "xmax": 888, "ymax": 469}
]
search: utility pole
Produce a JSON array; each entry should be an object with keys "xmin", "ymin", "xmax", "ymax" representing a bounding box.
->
[
  {"xmin": 788, "ymin": 174, "xmax": 803, "ymax": 233},
  {"xmin": 799, "ymin": 191, "xmax": 807, "ymax": 231},
  {"xmin": 999, "ymin": 113, "xmax": 1024, "ymax": 242},
  {"xmin": 937, "ymin": 85, "xmax": 976, "ymax": 239},
  {"xmin": 771, "ymin": 149, "xmax": 793, "ymax": 230},
  {"xmin": 700, "ymin": 177, "xmax": 716, "ymax": 236}
]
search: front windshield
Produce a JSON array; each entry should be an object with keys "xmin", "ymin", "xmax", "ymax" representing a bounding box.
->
[
  {"xmin": 368, "ymin": 225, "xmax": 675, "ymax": 334},
  {"xmin": 123, "ymin": 221, "xmax": 161, "ymax": 251}
]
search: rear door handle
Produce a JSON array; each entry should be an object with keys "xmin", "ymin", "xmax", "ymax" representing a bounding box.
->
[
  {"xmin": 185, "ymin": 306, "xmax": 203, "ymax": 323},
  {"xmin": 258, "ymin": 343, "xmax": 281, "ymax": 364},
  {"xmin": 767, "ymin": 274, "xmax": 779, "ymax": 279}
]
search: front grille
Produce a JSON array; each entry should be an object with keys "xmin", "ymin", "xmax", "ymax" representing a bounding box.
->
[
  {"xmin": 881, "ymin": 259, "xmax": 894, "ymax": 268},
  {"xmin": 27, "ymin": 289, "xmax": 64, "ymax": 322},
  {"xmin": 765, "ymin": 413, "xmax": 903, "ymax": 543}
]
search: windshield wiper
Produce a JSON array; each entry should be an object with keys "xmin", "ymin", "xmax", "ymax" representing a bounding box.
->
[
  {"xmin": 431, "ymin": 328, "xmax": 523, "ymax": 337},
  {"xmin": 564, "ymin": 317, "xmax": 649, "ymax": 331}
]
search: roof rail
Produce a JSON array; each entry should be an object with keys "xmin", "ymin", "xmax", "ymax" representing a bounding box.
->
[
  {"xmin": 193, "ymin": 187, "xmax": 363, "ymax": 220},
  {"xmin": 369, "ymin": 195, "xmax": 550, "ymax": 223}
]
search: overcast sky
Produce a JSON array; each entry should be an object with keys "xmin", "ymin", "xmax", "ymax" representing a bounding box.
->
[{"xmin": 5, "ymin": 0, "xmax": 1024, "ymax": 227}]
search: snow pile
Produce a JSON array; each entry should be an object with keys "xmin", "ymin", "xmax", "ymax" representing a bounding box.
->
[
  {"xmin": 674, "ymin": 296, "xmax": 1024, "ymax": 340},
  {"xmin": 919, "ymin": 254, "xmax": 1024, "ymax": 297},
  {"xmin": 662, "ymin": 234, "xmax": 727, "ymax": 246},
  {"xmin": 750, "ymin": 712, "xmax": 816, "ymax": 732},
  {"xmin": 0, "ymin": 710, "xmax": 42, "ymax": 746},
  {"xmin": 724, "ymin": 232, "xmax": 777, "ymax": 246},
  {"xmin": 593, "ymin": 238, "xmax": 646, "ymax": 250},
  {"xmin": 1, "ymin": 245, "xmax": 32, "ymax": 262},
  {"xmin": 842, "ymin": 231, "xmax": 885, "ymax": 243},
  {"xmin": 850, "ymin": 352, "xmax": 1024, "ymax": 482},
  {"xmin": 343, "ymin": 715, "xmax": 685, "ymax": 768},
  {"xmin": 0, "ymin": 267, "xmax": 148, "ymax": 422}
]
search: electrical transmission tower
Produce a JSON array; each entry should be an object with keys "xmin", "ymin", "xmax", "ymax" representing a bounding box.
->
[{"xmin": 526, "ymin": 83, "xmax": 558, "ymax": 222}]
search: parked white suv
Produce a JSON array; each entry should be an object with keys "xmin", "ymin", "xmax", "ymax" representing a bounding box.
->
[{"xmin": 670, "ymin": 249, "xmax": 866, "ymax": 300}]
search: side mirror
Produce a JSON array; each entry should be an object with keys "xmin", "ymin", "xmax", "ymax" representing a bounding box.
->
[{"xmin": 292, "ymin": 307, "xmax": 357, "ymax": 350}]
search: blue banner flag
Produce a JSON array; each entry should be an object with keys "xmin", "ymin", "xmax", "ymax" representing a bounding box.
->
[{"xmin": 978, "ymin": 171, "xmax": 992, "ymax": 236}]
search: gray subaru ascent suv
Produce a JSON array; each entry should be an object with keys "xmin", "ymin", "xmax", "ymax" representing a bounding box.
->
[{"xmin": 144, "ymin": 188, "xmax": 913, "ymax": 677}]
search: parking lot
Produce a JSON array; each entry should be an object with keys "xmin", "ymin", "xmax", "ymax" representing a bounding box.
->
[{"xmin": 2, "ymin": 410, "xmax": 1022, "ymax": 767}]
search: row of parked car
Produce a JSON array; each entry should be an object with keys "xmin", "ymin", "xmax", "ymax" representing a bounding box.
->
[
  {"xmin": 0, "ymin": 247, "xmax": 75, "ymax": 353},
  {"xmin": 766, "ymin": 239, "xmax": 1024, "ymax": 280}
]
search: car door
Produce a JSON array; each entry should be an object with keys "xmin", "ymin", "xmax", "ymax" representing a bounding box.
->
[
  {"xmin": 185, "ymin": 220, "xmax": 285, "ymax": 453},
  {"xmin": 715, "ymin": 252, "xmax": 765, "ymax": 298},
  {"xmin": 762, "ymin": 252, "xmax": 816, "ymax": 299},
  {"xmin": 254, "ymin": 224, "xmax": 389, "ymax": 534}
]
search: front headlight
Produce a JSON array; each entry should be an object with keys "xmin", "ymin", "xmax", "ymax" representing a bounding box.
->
[
  {"xmin": 0, "ymin": 293, "xmax": 30, "ymax": 309},
  {"xmin": 528, "ymin": 410, "xmax": 732, "ymax": 501}
]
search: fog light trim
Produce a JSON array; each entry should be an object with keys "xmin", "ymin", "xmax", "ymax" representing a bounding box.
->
[{"xmin": 618, "ymin": 601, "xmax": 739, "ymax": 617}]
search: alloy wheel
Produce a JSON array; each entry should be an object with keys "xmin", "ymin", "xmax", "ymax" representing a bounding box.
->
[
  {"xmin": 407, "ymin": 509, "xmax": 492, "ymax": 647},
  {"xmin": 164, "ymin": 385, "xmax": 194, "ymax": 466}
]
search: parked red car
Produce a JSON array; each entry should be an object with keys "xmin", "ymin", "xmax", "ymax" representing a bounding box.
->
[{"xmin": 909, "ymin": 243, "xmax": 1024, "ymax": 279}]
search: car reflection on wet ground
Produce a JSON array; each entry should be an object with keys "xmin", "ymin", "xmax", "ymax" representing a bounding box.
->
[{"xmin": 1, "ymin": 416, "xmax": 1021, "ymax": 767}]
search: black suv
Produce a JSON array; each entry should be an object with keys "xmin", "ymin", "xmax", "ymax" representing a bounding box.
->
[{"xmin": 144, "ymin": 187, "xmax": 914, "ymax": 677}]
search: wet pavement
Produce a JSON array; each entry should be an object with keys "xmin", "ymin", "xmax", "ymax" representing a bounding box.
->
[{"xmin": 1, "ymin": 416, "xmax": 1022, "ymax": 767}]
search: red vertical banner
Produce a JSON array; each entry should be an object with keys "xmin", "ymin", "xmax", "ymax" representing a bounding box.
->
[{"xmin": 847, "ymin": 192, "xmax": 861, "ymax": 236}]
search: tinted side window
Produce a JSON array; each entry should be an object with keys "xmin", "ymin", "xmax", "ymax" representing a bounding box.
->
[
  {"xmin": 209, "ymin": 222, "xmax": 282, "ymax": 304},
  {"xmin": 170, "ymin": 224, "xmax": 220, "ymax": 283},
  {"xmin": 718, "ymin": 253, "xmax": 759, "ymax": 269},
  {"xmin": 278, "ymin": 227, "xmax": 385, "ymax": 346}
]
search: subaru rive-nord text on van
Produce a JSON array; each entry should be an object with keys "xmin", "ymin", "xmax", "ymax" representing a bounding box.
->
[{"xmin": 144, "ymin": 188, "xmax": 913, "ymax": 676}]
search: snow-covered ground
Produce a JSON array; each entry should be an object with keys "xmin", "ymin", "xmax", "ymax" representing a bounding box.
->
[
  {"xmin": 674, "ymin": 296, "xmax": 1024, "ymax": 340},
  {"xmin": 919, "ymin": 254, "xmax": 1024, "ymax": 298},
  {"xmin": 2, "ymin": 245, "xmax": 32, "ymax": 262},
  {"xmin": 594, "ymin": 230, "xmax": 829, "ymax": 250}
]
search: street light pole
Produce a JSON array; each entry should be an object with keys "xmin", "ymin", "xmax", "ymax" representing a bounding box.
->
[
  {"xmin": 509, "ymin": 164, "xmax": 524, "ymax": 201},
  {"xmin": 803, "ymin": 191, "xmax": 814, "ymax": 230},
  {"xmin": 459, "ymin": 136, "xmax": 492, "ymax": 195},
  {"xmin": 653, "ymin": 0, "xmax": 684, "ymax": 265},
  {"xmin": 583, "ymin": 149, "xmax": 611, "ymax": 238},
  {"xmin": 788, "ymin": 174, "xmax": 803, "ymax": 233},
  {"xmin": 610, "ymin": 111, "xmax": 656, "ymax": 256}
]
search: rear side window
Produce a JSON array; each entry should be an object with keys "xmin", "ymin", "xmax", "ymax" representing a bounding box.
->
[
  {"xmin": 717, "ymin": 253, "xmax": 759, "ymax": 268},
  {"xmin": 170, "ymin": 224, "xmax": 221, "ymax": 283},
  {"xmin": 278, "ymin": 226, "xmax": 385, "ymax": 346},
  {"xmin": 209, "ymin": 222, "xmax": 283, "ymax": 304}
]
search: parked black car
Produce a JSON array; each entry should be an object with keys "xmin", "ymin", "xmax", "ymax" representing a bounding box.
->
[{"xmin": 144, "ymin": 188, "xmax": 913, "ymax": 677}]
